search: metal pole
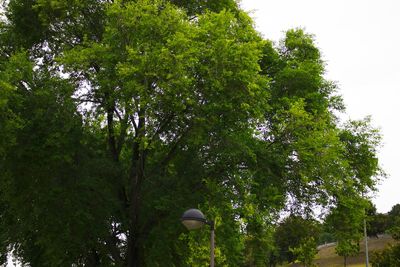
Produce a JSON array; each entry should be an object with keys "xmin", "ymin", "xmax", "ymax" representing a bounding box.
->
[
  {"xmin": 210, "ymin": 221, "xmax": 215, "ymax": 267},
  {"xmin": 364, "ymin": 217, "xmax": 369, "ymax": 267}
]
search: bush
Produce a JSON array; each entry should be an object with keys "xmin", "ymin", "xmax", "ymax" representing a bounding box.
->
[{"xmin": 371, "ymin": 244, "xmax": 400, "ymax": 267}]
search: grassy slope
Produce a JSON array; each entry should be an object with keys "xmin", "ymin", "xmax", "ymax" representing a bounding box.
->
[{"xmin": 286, "ymin": 235, "xmax": 397, "ymax": 267}]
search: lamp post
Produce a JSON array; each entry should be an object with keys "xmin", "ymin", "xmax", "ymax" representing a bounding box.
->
[
  {"xmin": 364, "ymin": 217, "xmax": 369, "ymax": 267},
  {"xmin": 181, "ymin": 209, "xmax": 215, "ymax": 267}
]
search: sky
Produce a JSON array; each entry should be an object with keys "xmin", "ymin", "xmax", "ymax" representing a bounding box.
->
[{"xmin": 240, "ymin": 0, "xmax": 400, "ymax": 213}]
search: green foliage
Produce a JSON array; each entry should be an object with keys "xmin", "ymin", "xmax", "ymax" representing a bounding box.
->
[
  {"xmin": 387, "ymin": 205, "xmax": 400, "ymax": 240},
  {"xmin": 170, "ymin": 0, "xmax": 238, "ymax": 16},
  {"xmin": 289, "ymin": 237, "xmax": 318, "ymax": 267},
  {"xmin": 339, "ymin": 117, "xmax": 383, "ymax": 192},
  {"xmin": 325, "ymin": 197, "xmax": 366, "ymax": 263},
  {"xmin": 366, "ymin": 202, "xmax": 389, "ymax": 237},
  {"xmin": 274, "ymin": 215, "xmax": 320, "ymax": 264},
  {"xmin": 335, "ymin": 239, "xmax": 360, "ymax": 258},
  {"xmin": 389, "ymin": 204, "xmax": 400, "ymax": 217},
  {"xmin": 243, "ymin": 218, "xmax": 277, "ymax": 267},
  {"xmin": 0, "ymin": 52, "xmax": 27, "ymax": 159},
  {"xmin": 258, "ymin": 29, "xmax": 379, "ymax": 215},
  {"xmin": 0, "ymin": 64, "xmax": 119, "ymax": 265},
  {"xmin": 0, "ymin": 1, "xmax": 384, "ymax": 266},
  {"xmin": 370, "ymin": 203, "xmax": 400, "ymax": 266},
  {"xmin": 368, "ymin": 213, "xmax": 389, "ymax": 236},
  {"xmin": 371, "ymin": 244, "xmax": 400, "ymax": 267}
]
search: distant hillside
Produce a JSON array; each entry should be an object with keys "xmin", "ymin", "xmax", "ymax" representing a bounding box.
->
[{"xmin": 285, "ymin": 235, "xmax": 397, "ymax": 267}]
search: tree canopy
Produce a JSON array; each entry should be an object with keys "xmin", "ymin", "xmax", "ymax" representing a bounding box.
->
[{"xmin": 0, "ymin": 0, "xmax": 383, "ymax": 266}]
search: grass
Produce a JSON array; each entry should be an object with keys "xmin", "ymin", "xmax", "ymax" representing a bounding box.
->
[{"xmin": 284, "ymin": 235, "xmax": 397, "ymax": 267}]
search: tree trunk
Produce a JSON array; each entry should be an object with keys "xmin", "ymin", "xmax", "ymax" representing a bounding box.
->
[
  {"xmin": 127, "ymin": 110, "xmax": 146, "ymax": 267},
  {"xmin": 127, "ymin": 183, "xmax": 143, "ymax": 267},
  {"xmin": 127, "ymin": 234, "xmax": 141, "ymax": 267}
]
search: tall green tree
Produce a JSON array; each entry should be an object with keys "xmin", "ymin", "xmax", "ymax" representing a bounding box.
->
[
  {"xmin": 1, "ymin": 0, "xmax": 267, "ymax": 266},
  {"xmin": 0, "ymin": 1, "xmax": 384, "ymax": 266},
  {"xmin": 323, "ymin": 117, "xmax": 383, "ymax": 267}
]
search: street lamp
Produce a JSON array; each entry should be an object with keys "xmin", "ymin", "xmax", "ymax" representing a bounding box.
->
[{"xmin": 181, "ymin": 209, "xmax": 215, "ymax": 267}]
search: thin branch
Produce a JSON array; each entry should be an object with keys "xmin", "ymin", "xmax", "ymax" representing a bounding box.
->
[
  {"xmin": 74, "ymin": 98, "xmax": 102, "ymax": 105},
  {"xmin": 129, "ymin": 114, "xmax": 138, "ymax": 133},
  {"xmin": 114, "ymin": 107, "xmax": 123, "ymax": 121},
  {"xmin": 117, "ymin": 109, "xmax": 129, "ymax": 155},
  {"xmin": 17, "ymin": 81, "xmax": 31, "ymax": 92}
]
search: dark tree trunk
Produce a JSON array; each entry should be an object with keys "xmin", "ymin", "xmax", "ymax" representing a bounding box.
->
[
  {"xmin": 127, "ymin": 182, "xmax": 143, "ymax": 267},
  {"xmin": 127, "ymin": 110, "xmax": 146, "ymax": 267}
]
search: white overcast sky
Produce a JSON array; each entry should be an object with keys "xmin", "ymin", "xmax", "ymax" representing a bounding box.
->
[{"xmin": 240, "ymin": 0, "xmax": 400, "ymax": 213}]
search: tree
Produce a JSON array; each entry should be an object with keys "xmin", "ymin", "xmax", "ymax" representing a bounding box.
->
[
  {"xmin": 388, "ymin": 204, "xmax": 400, "ymax": 218},
  {"xmin": 325, "ymin": 197, "xmax": 366, "ymax": 267},
  {"xmin": 366, "ymin": 202, "xmax": 389, "ymax": 237},
  {"xmin": 274, "ymin": 215, "xmax": 320, "ymax": 264},
  {"xmin": 1, "ymin": 0, "xmax": 267, "ymax": 266},
  {"xmin": 336, "ymin": 240, "xmax": 360, "ymax": 267},
  {"xmin": 0, "ymin": 1, "xmax": 384, "ymax": 266},
  {"xmin": 289, "ymin": 237, "xmax": 318, "ymax": 267},
  {"xmin": 371, "ymin": 245, "xmax": 400, "ymax": 267},
  {"xmin": 387, "ymin": 203, "xmax": 400, "ymax": 240},
  {"xmin": 322, "ymin": 116, "xmax": 383, "ymax": 267},
  {"xmin": 243, "ymin": 217, "xmax": 278, "ymax": 267},
  {"xmin": 371, "ymin": 204, "xmax": 400, "ymax": 267}
]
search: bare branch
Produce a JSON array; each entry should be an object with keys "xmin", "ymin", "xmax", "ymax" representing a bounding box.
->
[{"xmin": 129, "ymin": 114, "xmax": 138, "ymax": 133}]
